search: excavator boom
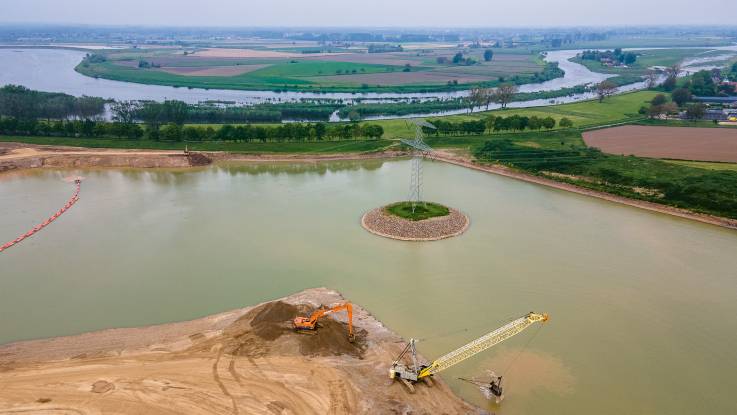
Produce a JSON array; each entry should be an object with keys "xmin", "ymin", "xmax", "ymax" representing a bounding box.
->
[
  {"xmin": 418, "ymin": 312, "xmax": 547, "ymax": 378},
  {"xmin": 293, "ymin": 302, "xmax": 354, "ymax": 340}
]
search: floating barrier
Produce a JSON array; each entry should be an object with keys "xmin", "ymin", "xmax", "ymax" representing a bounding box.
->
[{"xmin": 0, "ymin": 179, "xmax": 81, "ymax": 253}]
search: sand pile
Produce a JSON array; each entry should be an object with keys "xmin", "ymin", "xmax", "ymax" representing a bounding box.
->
[{"xmin": 216, "ymin": 301, "xmax": 366, "ymax": 359}]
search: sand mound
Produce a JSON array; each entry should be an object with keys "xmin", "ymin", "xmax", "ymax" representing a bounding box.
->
[{"xmin": 218, "ymin": 301, "xmax": 366, "ymax": 359}]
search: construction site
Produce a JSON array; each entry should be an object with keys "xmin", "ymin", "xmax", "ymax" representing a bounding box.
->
[{"xmin": 0, "ymin": 288, "xmax": 549, "ymax": 414}]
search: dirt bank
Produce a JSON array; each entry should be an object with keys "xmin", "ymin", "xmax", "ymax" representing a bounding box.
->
[
  {"xmin": 0, "ymin": 143, "xmax": 212, "ymax": 173},
  {"xmin": 0, "ymin": 142, "xmax": 406, "ymax": 174},
  {"xmin": 0, "ymin": 288, "xmax": 482, "ymax": 415}
]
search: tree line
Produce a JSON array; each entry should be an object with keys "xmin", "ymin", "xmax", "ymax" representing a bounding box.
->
[
  {"xmin": 0, "ymin": 117, "xmax": 384, "ymax": 142},
  {"xmin": 424, "ymin": 114, "xmax": 572, "ymax": 136},
  {"xmin": 0, "ymin": 85, "xmax": 106, "ymax": 121}
]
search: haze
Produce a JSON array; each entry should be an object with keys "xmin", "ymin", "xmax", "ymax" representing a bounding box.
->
[{"xmin": 1, "ymin": 0, "xmax": 732, "ymax": 27}]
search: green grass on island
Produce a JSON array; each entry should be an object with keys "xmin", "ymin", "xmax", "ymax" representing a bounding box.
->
[{"xmin": 384, "ymin": 201, "xmax": 450, "ymax": 221}]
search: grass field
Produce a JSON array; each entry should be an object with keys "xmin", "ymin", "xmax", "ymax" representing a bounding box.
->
[
  {"xmin": 385, "ymin": 201, "xmax": 450, "ymax": 221},
  {"xmin": 664, "ymin": 160, "xmax": 737, "ymax": 172}
]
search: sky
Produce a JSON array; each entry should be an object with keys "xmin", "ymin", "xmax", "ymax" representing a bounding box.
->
[{"xmin": 0, "ymin": 0, "xmax": 733, "ymax": 27}]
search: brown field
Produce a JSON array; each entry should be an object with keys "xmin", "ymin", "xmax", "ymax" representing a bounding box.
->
[
  {"xmin": 159, "ymin": 64, "xmax": 270, "ymax": 76},
  {"xmin": 194, "ymin": 48, "xmax": 343, "ymax": 59},
  {"xmin": 583, "ymin": 125, "xmax": 737, "ymax": 162},
  {"xmin": 304, "ymin": 52, "xmax": 421, "ymax": 66}
]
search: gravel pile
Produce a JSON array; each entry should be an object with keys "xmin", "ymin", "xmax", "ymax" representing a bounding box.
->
[{"xmin": 361, "ymin": 206, "xmax": 469, "ymax": 241}]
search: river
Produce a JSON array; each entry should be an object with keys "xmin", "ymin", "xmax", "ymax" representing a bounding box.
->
[
  {"xmin": 0, "ymin": 48, "xmax": 614, "ymax": 105},
  {"xmin": 2, "ymin": 160, "xmax": 736, "ymax": 414}
]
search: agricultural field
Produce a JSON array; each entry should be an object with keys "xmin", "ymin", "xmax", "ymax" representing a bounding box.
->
[
  {"xmin": 74, "ymin": 43, "xmax": 556, "ymax": 92},
  {"xmin": 583, "ymin": 125, "xmax": 737, "ymax": 163}
]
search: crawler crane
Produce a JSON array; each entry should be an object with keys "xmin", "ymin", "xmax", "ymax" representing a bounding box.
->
[
  {"xmin": 293, "ymin": 302, "xmax": 354, "ymax": 341},
  {"xmin": 389, "ymin": 312, "xmax": 548, "ymax": 393}
]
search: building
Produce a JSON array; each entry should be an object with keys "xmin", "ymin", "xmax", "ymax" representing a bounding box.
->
[{"xmin": 693, "ymin": 96, "xmax": 737, "ymax": 104}]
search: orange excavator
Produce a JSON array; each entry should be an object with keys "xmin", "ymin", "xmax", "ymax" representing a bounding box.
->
[{"xmin": 293, "ymin": 302, "xmax": 354, "ymax": 342}]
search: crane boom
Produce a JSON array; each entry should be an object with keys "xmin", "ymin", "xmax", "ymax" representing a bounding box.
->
[{"xmin": 418, "ymin": 312, "xmax": 548, "ymax": 378}]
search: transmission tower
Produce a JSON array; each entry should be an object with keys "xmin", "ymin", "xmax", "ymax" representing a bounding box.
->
[{"xmin": 400, "ymin": 120, "xmax": 436, "ymax": 213}]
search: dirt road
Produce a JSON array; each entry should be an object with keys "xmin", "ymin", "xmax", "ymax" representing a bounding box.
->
[{"xmin": 0, "ymin": 288, "xmax": 482, "ymax": 415}]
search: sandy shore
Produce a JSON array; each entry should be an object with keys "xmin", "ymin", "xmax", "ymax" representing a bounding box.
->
[
  {"xmin": 0, "ymin": 288, "xmax": 482, "ymax": 415},
  {"xmin": 2, "ymin": 141, "xmax": 735, "ymax": 231}
]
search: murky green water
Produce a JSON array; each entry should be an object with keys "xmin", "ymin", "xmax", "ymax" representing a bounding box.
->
[{"xmin": 2, "ymin": 159, "xmax": 736, "ymax": 414}]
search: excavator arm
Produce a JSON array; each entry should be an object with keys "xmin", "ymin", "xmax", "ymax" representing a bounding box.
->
[
  {"xmin": 417, "ymin": 312, "xmax": 547, "ymax": 378},
  {"xmin": 293, "ymin": 303, "xmax": 354, "ymax": 340}
]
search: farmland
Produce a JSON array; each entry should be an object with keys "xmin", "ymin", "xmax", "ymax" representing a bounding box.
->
[{"xmin": 74, "ymin": 43, "xmax": 559, "ymax": 92}]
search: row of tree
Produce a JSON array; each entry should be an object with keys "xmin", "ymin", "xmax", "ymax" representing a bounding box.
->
[
  {"xmin": 156, "ymin": 122, "xmax": 383, "ymax": 142},
  {"xmin": 0, "ymin": 85, "xmax": 106, "ymax": 121},
  {"xmin": 425, "ymin": 114, "xmax": 572, "ymax": 136},
  {"xmin": 0, "ymin": 116, "xmax": 384, "ymax": 142}
]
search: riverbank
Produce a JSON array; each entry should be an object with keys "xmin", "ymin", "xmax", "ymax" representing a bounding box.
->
[
  {"xmin": 3, "ymin": 141, "xmax": 736, "ymax": 231},
  {"xmin": 0, "ymin": 287, "xmax": 481, "ymax": 414},
  {"xmin": 0, "ymin": 142, "xmax": 408, "ymax": 174},
  {"xmin": 431, "ymin": 150, "xmax": 737, "ymax": 231}
]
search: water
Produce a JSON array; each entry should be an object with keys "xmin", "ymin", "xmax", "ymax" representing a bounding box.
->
[{"xmin": 2, "ymin": 160, "xmax": 736, "ymax": 414}]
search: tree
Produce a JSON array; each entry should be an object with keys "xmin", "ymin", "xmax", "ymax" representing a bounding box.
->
[
  {"xmin": 651, "ymin": 94, "xmax": 668, "ymax": 107},
  {"xmin": 483, "ymin": 49, "xmax": 494, "ymax": 62},
  {"xmin": 596, "ymin": 80, "xmax": 618, "ymax": 102},
  {"xmin": 662, "ymin": 64, "xmax": 680, "ymax": 91},
  {"xmin": 452, "ymin": 52, "xmax": 464, "ymax": 64},
  {"xmin": 671, "ymin": 88, "xmax": 692, "ymax": 107},
  {"xmin": 75, "ymin": 96, "xmax": 105, "ymax": 120},
  {"xmin": 685, "ymin": 103, "xmax": 706, "ymax": 120},
  {"xmin": 160, "ymin": 123, "xmax": 182, "ymax": 141},
  {"xmin": 645, "ymin": 69, "xmax": 660, "ymax": 89},
  {"xmin": 484, "ymin": 115, "xmax": 497, "ymax": 133},
  {"xmin": 469, "ymin": 87, "xmax": 493, "ymax": 111},
  {"xmin": 559, "ymin": 117, "xmax": 573, "ymax": 128},
  {"xmin": 542, "ymin": 117, "xmax": 556, "ymax": 129},
  {"xmin": 110, "ymin": 101, "xmax": 139, "ymax": 125},
  {"xmin": 491, "ymin": 84, "xmax": 518, "ymax": 109},
  {"xmin": 623, "ymin": 52, "xmax": 637, "ymax": 65},
  {"xmin": 162, "ymin": 100, "xmax": 189, "ymax": 125}
]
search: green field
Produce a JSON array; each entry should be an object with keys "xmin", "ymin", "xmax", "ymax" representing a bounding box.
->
[
  {"xmin": 664, "ymin": 160, "xmax": 737, "ymax": 172},
  {"xmin": 385, "ymin": 201, "xmax": 450, "ymax": 221}
]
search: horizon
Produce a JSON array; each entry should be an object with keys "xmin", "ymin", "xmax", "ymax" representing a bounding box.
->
[{"xmin": 1, "ymin": 0, "xmax": 733, "ymax": 28}]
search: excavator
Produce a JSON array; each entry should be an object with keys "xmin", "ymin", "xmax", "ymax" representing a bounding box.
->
[
  {"xmin": 389, "ymin": 312, "xmax": 548, "ymax": 393},
  {"xmin": 292, "ymin": 302, "xmax": 354, "ymax": 342}
]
